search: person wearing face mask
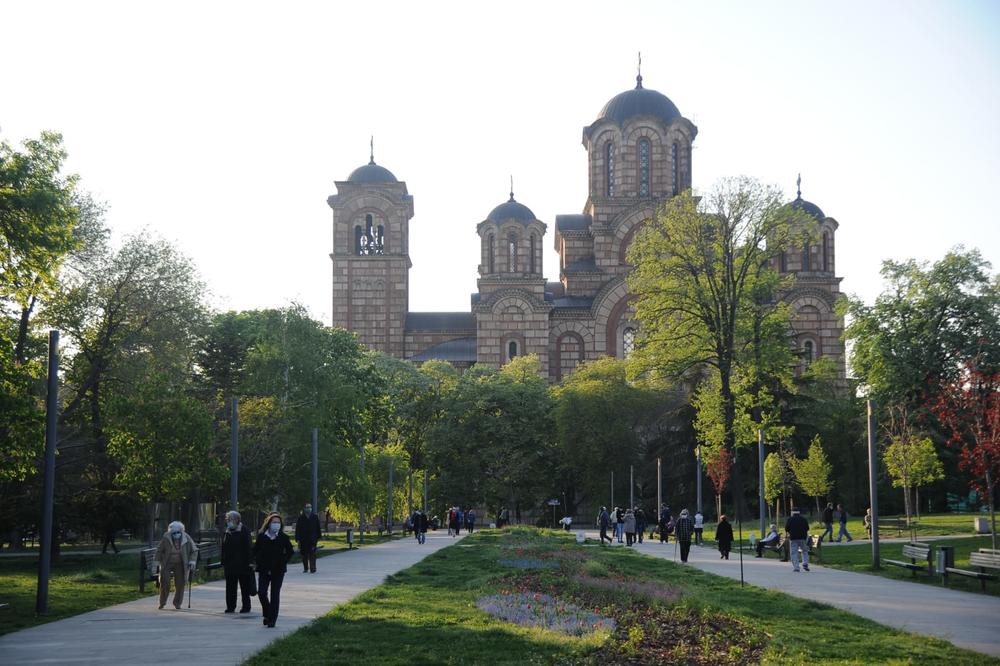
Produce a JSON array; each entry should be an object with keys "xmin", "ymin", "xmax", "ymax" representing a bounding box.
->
[
  {"xmin": 294, "ymin": 503, "xmax": 321, "ymax": 574},
  {"xmin": 253, "ymin": 512, "xmax": 295, "ymax": 628},
  {"xmin": 221, "ymin": 510, "xmax": 254, "ymax": 614},
  {"xmin": 155, "ymin": 520, "xmax": 198, "ymax": 610}
]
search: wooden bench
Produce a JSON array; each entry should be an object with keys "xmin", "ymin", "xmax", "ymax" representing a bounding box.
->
[
  {"xmin": 877, "ymin": 518, "xmax": 912, "ymax": 537},
  {"xmin": 944, "ymin": 549, "xmax": 1000, "ymax": 591},
  {"xmin": 883, "ymin": 542, "xmax": 932, "ymax": 576},
  {"xmin": 199, "ymin": 542, "xmax": 222, "ymax": 579},
  {"xmin": 139, "ymin": 547, "xmax": 159, "ymax": 592},
  {"xmin": 756, "ymin": 536, "xmax": 786, "ymax": 559}
]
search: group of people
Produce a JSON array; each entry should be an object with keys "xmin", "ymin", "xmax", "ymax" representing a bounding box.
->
[
  {"xmin": 445, "ymin": 507, "xmax": 476, "ymax": 535},
  {"xmin": 819, "ymin": 502, "xmax": 854, "ymax": 543},
  {"xmin": 596, "ymin": 506, "xmax": 649, "ymax": 546},
  {"xmin": 155, "ymin": 503, "xmax": 321, "ymax": 628}
]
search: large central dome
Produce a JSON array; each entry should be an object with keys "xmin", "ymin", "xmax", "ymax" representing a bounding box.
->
[{"xmin": 594, "ymin": 75, "xmax": 682, "ymax": 127}]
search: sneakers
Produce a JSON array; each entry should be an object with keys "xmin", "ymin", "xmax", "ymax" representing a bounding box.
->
[
  {"xmin": 793, "ymin": 569, "xmax": 800, "ymax": 572},
  {"xmin": 803, "ymin": 564, "xmax": 810, "ymax": 571}
]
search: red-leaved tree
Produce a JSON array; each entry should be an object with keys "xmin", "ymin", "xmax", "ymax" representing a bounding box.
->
[
  {"xmin": 706, "ymin": 447, "xmax": 733, "ymax": 522},
  {"xmin": 932, "ymin": 358, "xmax": 1000, "ymax": 549}
]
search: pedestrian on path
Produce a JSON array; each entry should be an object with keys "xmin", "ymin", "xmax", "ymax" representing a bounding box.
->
[
  {"xmin": 613, "ymin": 507, "xmax": 624, "ymax": 543},
  {"xmin": 693, "ymin": 511, "xmax": 704, "ymax": 545},
  {"xmin": 864, "ymin": 508, "xmax": 873, "ymax": 540},
  {"xmin": 466, "ymin": 509, "xmax": 476, "ymax": 534},
  {"xmin": 658, "ymin": 504, "xmax": 671, "ymax": 544},
  {"xmin": 295, "ymin": 503, "xmax": 321, "ymax": 573},
  {"xmin": 101, "ymin": 524, "xmax": 119, "ymax": 555},
  {"xmin": 155, "ymin": 520, "xmax": 198, "ymax": 610},
  {"xmin": 624, "ymin": 509, "xmax": 636, "ymax": 546},
  {"xmin": 785, "ymin": 507, "xmax": 810, "ymax": 572},
  {"xmin": 715, "ymin": 514, "xmax": 733, "ymax": 559},
  {"xmin": 635, "ymin": 507, "xmax": 646, "ymax": 544},
  {"xmin": 674, "ymin": 509, "xmax": 694, "ymax": 562},
  {"xmin": 253, "ymin": 512, "xmax": 295, "ymax": 628},
  {"xmin": 222, "ymin": 510, "xmax": 254, "ymax": 614},
  {"xmin": 820, "ymin": 502, "xmax": 835, "ymax": 543},
  {"xmin": 836, "ymin": 504, "xmax": 853, "ymax": 542},
  {"xmin": 418, "ymin": 510, "xmax": 428, "ymax": 544},
  {"xmin": 597, "ymin": 506, "xmax": 613, "ymax": 545}
]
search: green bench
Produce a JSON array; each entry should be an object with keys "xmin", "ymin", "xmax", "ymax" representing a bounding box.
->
[
  {"xmin": 883, "ymin": 542, "xmax": 932, "ymax": 576},
  {"xmin": 944, "ymin": 549, "xmax": 1000, "ymax": 591}
]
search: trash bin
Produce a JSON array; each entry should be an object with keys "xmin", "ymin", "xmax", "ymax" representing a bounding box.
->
[
  {"xmin": 346, "ymin": 528, "xmax": 354, "ymax": 550},
  {"xmin": 974, "ymin": 517, "xmax": 989, "ymax": 534},
  {"xmin": 936, "ymin": 545, "xmax": 954, "ymax": 575}
]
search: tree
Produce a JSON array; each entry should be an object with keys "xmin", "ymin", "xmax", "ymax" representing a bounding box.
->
[
  {"xmin": 932, "ymin": 358, "xmax": 1000, "ymax": 549},
  {"xmin": 628, "ymin": 177, "xmax": 802, "ymax": 516},
  {"xmin": 883, "ymin": 404, "xmax": 944, "ymax": 525},
  {"xmin": 791, "ymin": 436, "xmax": 833, "ymax": 514},
  {"xmin": 763, "ymin": 451, "xmax": 791, "ymax": 523},
  {"xmin": 706, "ymin": 447, "xmax": 733, "ymax": 520}
]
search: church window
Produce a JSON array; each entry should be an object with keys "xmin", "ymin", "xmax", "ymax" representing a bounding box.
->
[
  {"xmin": 488, "ymin": 234, "xmax": 495, "ymax": 273},
  {"xmin": 803, "ymin": 340, "xmax": 815, "ymax": 365},
  {"xmin": 529, "ymin": 234, "xmax": 536, "ymax": 273},
  {"xmin": 356, "ymin": 214, "xmax": 384, "ymax": 256},
  {"xmin": 623, "ymin": 327, "xmax": 637, "ymax": 358},
  {"xmin": 508, "ymin": 340, "xmax": 519, "ymax": 361},
  {"xmin": 671, "ymin": 142, "xmax": 679, "ymax": 195},
  {"xmin": 822, "ymin": 232, "xmax": 831, "ymax": 272},
  {"xmin": 779, "ymin": 250, "xmax": 787, "ymax": 272},
  {"xmin": 606, "ymin": 142, "xmax": 615, "ymax": 197},
  {"xmin": 508, "ymin": 233, "xmax": 517, "ymax": 272},
  {"xmin": 638, "ymin": 139, "xmax": 650, "ymax": 196},
  {"xmin": 801, "ymin": 236, "xmax": 811, "ymax": 271}
]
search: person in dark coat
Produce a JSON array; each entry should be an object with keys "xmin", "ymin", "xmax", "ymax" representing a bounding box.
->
[
  {"xmin": 819, "ymin": 502, "xmax": 834, "ymax": 543},
  {"xmin": 785, "ymin": 507, "xmax": 811, "ymax": 572},
  {"xmin": 634, "ymin": 507, "xmax": 646, "ymax": 544},
  {"xmin": 254, "ymin": 512, "xmax": 295, "ymax": 628},
  {"xmin": 597, "ymin": 506, "xmax": 612, "ymax": 545},
  {"xmin": 715, "ymin": 514, "xmax": 734, "ymax": 560},
  {"xmin": 222, "ymin": 510, "xmax": 254, "ymax": 614},
  {"xmin": 674, "ymin": 509, "xmax": 695, "ymax": 562},
  {"xmin": 294, "ymin": 503, "xmax": 321, "ymax": 573},
  {"xmin": 658, "ymin": 504, "xmax": 672, "ymax": 544}
]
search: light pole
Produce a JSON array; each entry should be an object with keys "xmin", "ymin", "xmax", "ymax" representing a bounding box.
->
[
  {"xmin": 311, "ymin": 428, "xmax": 319, "ymax": 518},
  {"xmin": 696, "ymin": 444, "xmax": 703, "ymax": 516},
  {"xmin": 36, "ymin": 330, "xmax": 59, "ymax": 615},
  {"xmin": 758, "ymin": 429, "xmax": 766, "ymax": 538},
  {"xmin": 867, "ymin": 399, "xmax": 881, "ymax": 568},
  {"xmin": 629, "ymin": 465, "xmax": 634, "ymax": 509},
  {"xmin": 656, "ymin": 457, "xmax": 662, "ymax": 514},
  {"xmin": 230, "ymin": 397, "xmax": 239, "ymax": 510}
]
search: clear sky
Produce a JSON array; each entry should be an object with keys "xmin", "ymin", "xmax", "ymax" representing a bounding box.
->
[{"xmin": 3, "ymin": 1, "xmax": 998, "ymax": 322}]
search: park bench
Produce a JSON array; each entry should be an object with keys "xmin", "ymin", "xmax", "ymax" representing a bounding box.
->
[
  {"xmin": 198, "ymin": 542, "xmax": 222, "ymax": 579},
  {"xmin": 882, "ymin": 542, "xmax": 933, "ymax": 576},
  {"xmin": 139, "ymin": 547, "xmax": 159, "ymax": 592},
  {"xmin": 943, "ymin": 549, "xmax": 1000, "ymax": 591},
  {"xmin": 877, "ymin": 518, "xmax": 912, "ymax": 538}
]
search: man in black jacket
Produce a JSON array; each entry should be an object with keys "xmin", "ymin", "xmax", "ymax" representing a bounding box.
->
[
  {"xmin": 785, "ymin": 507, "xmax": 811, "ymax": 572},
  {"xmin": 819, "ymin": 502, "xmax": 834, "ymax": 543},
  {"xmin": 295, "ymin": 504, "xmax": 321, "ymax": 573},
  {"xmin": 221, "ymin": 510, "xmax": 254, "ymax": 613}
]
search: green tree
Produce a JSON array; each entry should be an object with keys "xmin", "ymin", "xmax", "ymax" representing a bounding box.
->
[
  {"xmin": 763, "ymin": 451, "xmax": 791, "ymax": 522},
  {"xmin": 885, "ymin": 434, "xmax": 943, "ymax": 525},
  {"xmin": 790, "ymin": 436, "xmax": 833, "ymax": 514},
  {"xmin": 628, "ymin": 177, "xmax": 802, "ymax": 515}
]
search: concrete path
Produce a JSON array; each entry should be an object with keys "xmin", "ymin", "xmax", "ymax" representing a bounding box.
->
[
  {"xmin": 624, "ymin": 536, "xmax": 1000, "ymax": 658},
  {"xmin": 0, "ymin": 531, "xmax": 461, "ymax": 665}
]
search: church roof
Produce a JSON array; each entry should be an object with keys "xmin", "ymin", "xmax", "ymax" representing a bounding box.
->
[
  {"xmin": 555, "ymin": 214, "xmax": 592, "ymax": 232},
  {"xmin": 586, "ymin": 74, "xmax": 682, "ymax": 137},
  {"xmin": 405, "ymin": 312, "xmax": 475, "ymax": 332},
  {"xmin": 347, "ymin": 162, "xmax": 398, "ymax": 184},
  {"xmin": 409, "ymin": 336, "xmax": 477, "ymax": 363},
  {"xmin": 785, "ymin": 177, "xmax": 826, "ymax": 220},
  {"xmin": 487, "ymin": 194, "xmax": 537, "ymax": 224}
]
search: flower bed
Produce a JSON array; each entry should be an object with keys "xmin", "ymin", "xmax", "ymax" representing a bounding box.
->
[
  {"xmin": 476, "ymin": 591, "xmax": 615, "ymax": 636},
  {"xmin": 497, "ymin": 557, "xmax": 557, "ymax": 569}
]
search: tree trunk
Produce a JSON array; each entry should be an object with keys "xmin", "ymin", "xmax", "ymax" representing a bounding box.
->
[
  {"xmin": 915, "ymin": 486, "xmax": 921, "ymax": 520},
  {"xmin": 987, "ymin": 469, "xmax": 997, "ymax": 552},
  {"xmin": 13, "ymin": 298, "xmax": 37, "ymax": 366}
]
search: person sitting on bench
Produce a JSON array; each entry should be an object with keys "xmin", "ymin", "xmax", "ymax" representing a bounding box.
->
[{"xmin": 755, "ymin": 524, "xmax": 780, "ymax": 557}]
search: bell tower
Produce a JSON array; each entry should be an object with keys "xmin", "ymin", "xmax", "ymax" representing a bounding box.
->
[{"xmin": 327, "ymin": 144, "xmax": 413, "ymax": 356}]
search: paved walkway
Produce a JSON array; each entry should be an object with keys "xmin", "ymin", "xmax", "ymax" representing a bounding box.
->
[
  {"xmin": 0, "ymin": 531, "xmax": 461, "ymax": 665},
  {"xmin": 623, "ymin": 536, "xmax": 1000, "ymax": 658}
]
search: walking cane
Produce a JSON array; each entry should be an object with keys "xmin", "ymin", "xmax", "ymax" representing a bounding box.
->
[{"xmin": 187, "ymin": 565, "xmax": 193, "ymax": 609}]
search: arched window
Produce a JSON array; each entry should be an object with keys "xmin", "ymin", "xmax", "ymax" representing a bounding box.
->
[
  {"xmin": 802, "ymin": 237, "xmax": 811, "ymax": 271},
  {"xmin": 671, "ymin": 142, "xmax": 679, "ymax": 195},
  {"xmin": 488, "ymin": 234, "xmax": 495, "ymax": 273},
  {"xmin": 354, "ymin": 225, "xmax": 364, "ymax": 254},
  {"xmin": 623, "ymin": 327, "xmax": 637, "ymax": 358},
  {"xmin": 355, "ymin": 214, "xmax": 384, "ymax": 255},
  {"xmin": 803, "ymin": 340, "xmax": 815, "ymax": 365},
  {"xmin": 779, "ymin": 250, "xmax": 787, "ymax": 273},
  {"xmin": 508, "ymin": 233, "xmax": 517, "ymax": 272},
  {"xmin": 822, "ymin": 232, "xmax": 831, "ymax": 272},
  {"xmin": 507, "ymin": 340, "xmax": 518, "ymax": 361},
  {"xmin": 638, "ymin": 139, "xmax": 650, "ymax": 197},
  {"xmin": 529, "ymin": 234, "xmax": 536, "ymax": 274},
  {"xmin": 606, "ymin": 142, "xmax": 615, "ymax": 197}
]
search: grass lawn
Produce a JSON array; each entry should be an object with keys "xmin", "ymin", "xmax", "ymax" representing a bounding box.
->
[
  {"xmin": 0, "ymin": 530, "xmax": 404, "ymax": 637},
  {"xmin": 245, "ymin": 528, "xmax": 994, "ymax": 665},
  {"xmin": 820, "ymin": 535, "xmax": 1000, "ymax": 597}
]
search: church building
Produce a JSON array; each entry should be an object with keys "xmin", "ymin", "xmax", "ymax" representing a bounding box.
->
[{"xmin": 326, "ymin": 73, "xmax": 845, "ymax": 382}]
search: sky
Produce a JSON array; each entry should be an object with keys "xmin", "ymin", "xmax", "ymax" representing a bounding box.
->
[{"xmin": 3, "ymin": 1, "xmax": 999, "ymax": 322}]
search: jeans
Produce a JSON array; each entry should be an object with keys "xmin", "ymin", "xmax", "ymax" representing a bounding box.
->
[
  {"xmin": 258, "ymin": 569, "xmax": 285, "ymax": 624},
  {"xmin": 417, "ymin": 531, "xmax": 426, "ymax": 544},
  {"xmin": 615, "ymin": 523, "xmax": 624, "ymax": 542},
  {"xmin": 789, "ymin": 539, "xmax": 809, "ymax": 570},
  {"xmin": 837, "ymin": 523, "xmax": 853, "ymax": 542},
  {"xmin": 820, "ymin": 522, "xmax": 834, "ymax": 542}
]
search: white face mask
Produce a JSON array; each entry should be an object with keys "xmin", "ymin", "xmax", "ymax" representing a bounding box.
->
[
  {"xmin": 227, "ymin": 521, "xmax": 237, "ymax": 530},
  {"xmin": 270, "ymin": 522, "xmax": 281, "ymax": 533}
]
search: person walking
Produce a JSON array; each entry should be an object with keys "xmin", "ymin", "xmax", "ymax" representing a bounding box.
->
[
  {"xmin": 785, "ymin": 507, "xmax": 811, "ymax": 572},
  {"xmin": 658, "ymin": 504, "xmax": 672, "ymax": 544},
  {"xmin": 101, "ymin": 524, "xmax": 119, "ymax": 555},
  {"xmin": 693, "ymin": 511, "xmax": 704, "ymax": 545},
  {"xmin": 597, "ymin": 506, "xmax": 613, "ymax": 545},
  {"xmin": 253, "ymin": 512, "xmax": 295, "ymax": 628},
  {"xmin": 819, "ymin": 502, "xmax": 835, "ymax": 543},
  {"xmin": 635, "ymin": 507, "xmax": 646, "ymax": 544},
  {"xmin": 448, "ymin": 507, "xmax": 458, "ymax": 537},
  {"xmin": 221, "ymin": 510, "xmax": 254, "ymax": 614},
  {"xmin": 675, "ymin": 509, "xmax": 695, "ymax": 562},
  {"xmin": 295, "ymin": 503, "xmax": 321, "ymax": 573},
  {"xmin": 411, "ymin": 510, "xmax": 422, "ymax": 542},
  {"xmin": 615, "ymin": 507, "xmax": 626, "ymax": 543},
  {"xmin": 466, "ymin": 509, "xmax": 476, "ymax": 534},
  {"xmin": 623, "ymin": 508, "xmax": 637, "ymax": 547},
  {"xmin": 715, "ymin": 514, "xmax": 734, "ymax": 560},
  {"xmin": 155, "ymin": 520, "xmax": 198, "ymax": 610},
  {"xmin": 863, "ymin": 508, "xmax": 873, "ymax": 540},
  {"xmin": 836, "ymin": 504, "xmax": 853, "ymax": 542}
]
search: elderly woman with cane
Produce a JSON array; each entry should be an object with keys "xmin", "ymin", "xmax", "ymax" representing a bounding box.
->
[
  {"xmin": 253, "ymin": 512, "xmax": 295, "ymax": 628},
  {"xmin": 155, "ymin": 520, "xmax": 198, "ymax": 610}
]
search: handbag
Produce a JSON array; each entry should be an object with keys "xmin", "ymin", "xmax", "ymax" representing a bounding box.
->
[{"xmin": 247, "ymin": 567, "xmax": 258, "ymax": 596}]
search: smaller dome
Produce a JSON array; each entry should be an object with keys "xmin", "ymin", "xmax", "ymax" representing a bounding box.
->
[
  {"xmin": 789, "ymin": 196, "xmax": 825, "ymax": 221},
  {"xmin": 347, "ymin": 161, "xmax": 397, "ymax": 184},
  {"xmin": 487, "ymin": 194, "xmax": 536, "ymax": 224}
]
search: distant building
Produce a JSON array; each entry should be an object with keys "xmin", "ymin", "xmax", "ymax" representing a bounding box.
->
[{"xmin": 327, "ymin": 72, "xmax": 844, "ymax": 382}]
